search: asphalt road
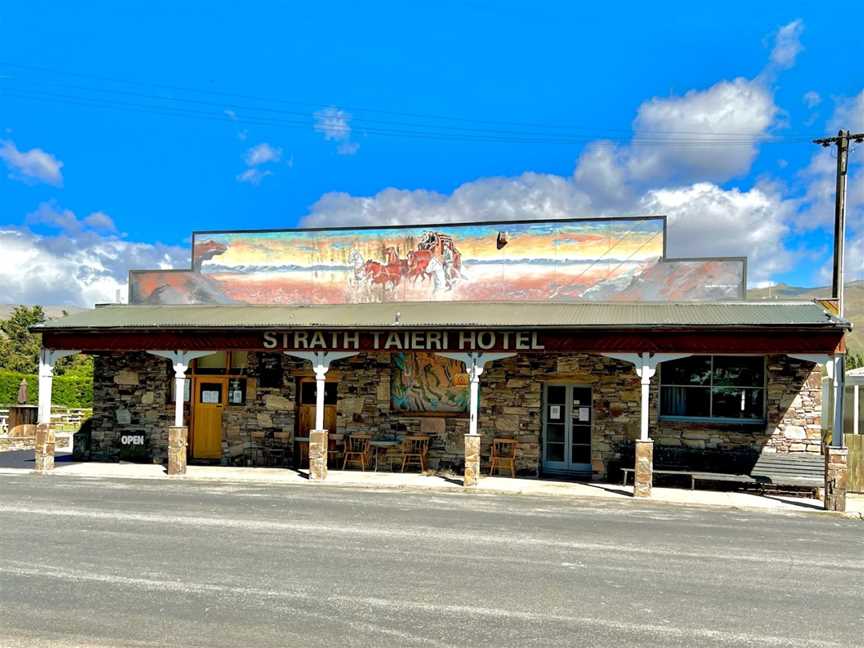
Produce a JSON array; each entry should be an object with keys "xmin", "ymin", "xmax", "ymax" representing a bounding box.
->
[{"xmin": 0, "ymin": 474, "xmax": 862, "ymax": 647}]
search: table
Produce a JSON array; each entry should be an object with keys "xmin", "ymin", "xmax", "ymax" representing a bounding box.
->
[{"xmin": 369, "ymin": 439, "xmax": 400, "ymax": 472}]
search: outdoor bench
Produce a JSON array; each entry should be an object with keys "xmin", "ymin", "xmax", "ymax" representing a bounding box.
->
[{"xmin": 619, "ymin": 447, "xmax": 824, "ymax": 495}]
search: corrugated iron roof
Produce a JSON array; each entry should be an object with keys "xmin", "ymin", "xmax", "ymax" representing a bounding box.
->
[{"xmin": 32, "ymin": 301, "xmax": 850, "ymax": 330}]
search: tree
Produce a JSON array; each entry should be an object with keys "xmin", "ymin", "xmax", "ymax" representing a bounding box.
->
[
  {"xmin": 0, "ymin": 305, "xmax": 45, "ymax": 373},
  {"xmin": 0, "ymin": 305, "xmax": 93, "ymax": 376}
]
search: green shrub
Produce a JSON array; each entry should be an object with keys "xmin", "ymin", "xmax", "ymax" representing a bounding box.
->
[{"xmin": 0, "ymin": 370, "xmax": 93, "ymax": 408}]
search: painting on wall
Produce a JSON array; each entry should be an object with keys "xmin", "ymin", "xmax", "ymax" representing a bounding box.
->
[
  {"xmin": 128, "ymin": 216, "xmax": 747, "ymax": 305},
  {"xmin": 390, "ymin": 352, "xmax": 469, "ymax": 413}
]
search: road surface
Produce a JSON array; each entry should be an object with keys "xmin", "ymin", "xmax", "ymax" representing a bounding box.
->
[{"xmin": 0, "ymin": 473, "xmax": 861, "ymax": 647}]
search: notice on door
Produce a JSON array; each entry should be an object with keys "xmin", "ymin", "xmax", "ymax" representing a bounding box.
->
[
  {"xmin": 549, "ymin": 405, "xmax": 561, "ymax": 420},
  {"xmin": 202, "ymin": 390, "xmax": 220, "ymax": 404},
  {"xmin": 577, "ymin": 407, "xmax": 590, "ymax": 422}
]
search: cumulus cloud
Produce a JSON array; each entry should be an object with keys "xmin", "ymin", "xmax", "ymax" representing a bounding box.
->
[
  {"xmin": 314, "ymin": 106, "xmax": 360, "ymax": 155},
  {"xmin": 768, "ymin": 19, "xmax": 804, "ymax": 69},
  {"xmin": 236, "ymin": 167, "xmax": 273, "ymax": 185},
  {"xmin": 0, "ymin": 223, "xmax": 187, "ymax": 307},
  {"xmin": 796, "ymin": 90, "xmax": 864, "ymax": 231},
  {"xmin": 639, "ymin": 183, "xmax": 795, "ymax": 281},
  {"xmin": 236, "ymin": 142, "xmax": 283, "ymax": 184},
  {"xmin": 0, "ymin": 139, "xmax": 64, "ymax": 186},
  {"xmin": 244, "ymin": 142, "xmax": 282, "ymax": 166},
  {"xmin": 25, "ymin": 202, "xmax": 117, "ymax": 235}
]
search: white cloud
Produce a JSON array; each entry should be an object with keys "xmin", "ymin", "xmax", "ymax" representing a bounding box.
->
[
  {"xmin": 0, "ymin": 139, "xmax": 64, "ymax": 186},
  {"xmin": 803, "ymin": 91, "xmax": 821, "ymax": 109},
  {"xmin": 25, "ymin": 202, "xmax": 117, "ymax": 235},
  {"xmin": 639, "ymin": 182, "xmax": 795, "ymax": 282},
  {"xmin": 236, "ymin": 168, "xmax": 273, "ymax": 185},
  {"xmin": 314, "ymin": 106, "xmax": 352, "ymax": 141},
  {"xmin": 769, "ymin": 19, "xmax": 804, "ymax": 69},
  {"xmin": 83, "ymin": 211, "xmax": 116, "ymax": 232},
  {"xmin": 314, "ymin": 106, "xmax": 360, "ymax": 155},
  {"xmin": 829, "ymin": 90, "xmax": 864, "ymax": 133},
  {"xmin": 0, "ymin": 222, "xmax": 187, "ymax": 307},
  {"xmin": 244, "ymin": 142, "xmax": 282, "ymax": 166},
  {"xmin": 236, "ymin": 142, "xmax": 284, "ymax": 184}
]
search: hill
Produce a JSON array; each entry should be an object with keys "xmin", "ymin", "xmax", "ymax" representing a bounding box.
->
[
  {"xmin": 0, "ymin": 304, "xmax": 85, "ymax": 320},
  {"xmin": 748, "ymin": 280, "xmax": 864, "ymax": 357}
]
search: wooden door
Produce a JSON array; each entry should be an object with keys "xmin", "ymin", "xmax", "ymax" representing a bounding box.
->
[
  {"xmin": 297, "ymin": 380, "xmax": 338, "ymax": 437},
  {"xmin": 192, "ymin": 377, "xmax": 226, "ymax": 459}
]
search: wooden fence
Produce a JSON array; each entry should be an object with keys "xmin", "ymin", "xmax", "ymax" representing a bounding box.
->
[
  {"xmin": 846, "ymin": 434, "xmax": 864, "ymax": 494},
  {"xmin": 0, "ymin": 406, "xmax": 92, "ymax": 434}
]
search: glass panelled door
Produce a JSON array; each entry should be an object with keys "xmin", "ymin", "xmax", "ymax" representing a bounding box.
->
[{"xmin": 543, "ymin": 384, "xmax": 592, "ymax": 473}]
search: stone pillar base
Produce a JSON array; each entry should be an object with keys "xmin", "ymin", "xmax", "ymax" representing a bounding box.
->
[
  {"xmin": 167, "ymin": 426, "xmax": 188, "ymax": 476},
  {"xmin": 35, "ymin": 423, "xmax": 55, "ymax": 474},
  {"xmin": 464, "ymin": 434, "xmax": 480, "ymax": 487},
  {"xmin": 634, "ymin": 439, "xmax": 653, "ymax": 498},
  {"xmin": 824, "ymin": 446, "xmax": 848, "ymax": 512},
  {"xmin": 309, "ymin": 429, "xmax": 328, "ymax": 481}
]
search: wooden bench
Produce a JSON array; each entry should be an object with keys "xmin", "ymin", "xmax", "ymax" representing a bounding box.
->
[{"xmin": 621, "ymin": 448, "xmax": 824, "ymax": 494}]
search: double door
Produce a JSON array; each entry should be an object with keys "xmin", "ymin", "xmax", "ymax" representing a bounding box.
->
[{"xmin": 542, "ymin": 384, "xmax": 592, "ymax": 474}]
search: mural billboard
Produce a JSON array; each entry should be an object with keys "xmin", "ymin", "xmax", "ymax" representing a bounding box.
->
[{"xmin": 128, "ymin": 217, "xmax": 747, "ymax": 305}]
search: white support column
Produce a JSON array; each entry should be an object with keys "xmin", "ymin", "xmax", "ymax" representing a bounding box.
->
[
  {"xmin": 437, "ymin": 352, "xmax": 515, "ymax": 435},
  {"xmin": 603, "ymin": 352, "xmax": 691, "ymax": 441},
  {"xmin": 855, "ymin": 384, "xmax": 860, "ymax": 436},
  {"xmin": 603, "ymin": 352, "xmax": 690, "ymax": 497},
  {"xmin": 438, "ymin": 351, "xmax": 515, "ymax": 487},
  {"xmin": 284, "ymin": 351, "xmax": 358, "ymax": 430},
  {"xmin": 38, "ymin": 348, "xmax": 80, "ymax": 424},
  {"xmin": 148, "ymin": 350, "xmax": 215, "ymax": 427},
  {"xmin": 788, "ymin": 353, "xmax": 841, "ymax": 447}
]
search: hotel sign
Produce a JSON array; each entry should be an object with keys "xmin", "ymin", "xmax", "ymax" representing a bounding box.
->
[{"xmin": 262, "ymin": 330, "xmax": 545, "ymax": 352}]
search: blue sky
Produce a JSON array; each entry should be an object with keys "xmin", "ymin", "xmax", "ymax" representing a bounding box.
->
[{"xmin": 1, "ymin": 1, "xmax": 862, "ymax": 306}]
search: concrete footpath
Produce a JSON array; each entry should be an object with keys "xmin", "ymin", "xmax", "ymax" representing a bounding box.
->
[{"xmin": 1, "ymin": 450, "xmax": 863, "ymax": 518}]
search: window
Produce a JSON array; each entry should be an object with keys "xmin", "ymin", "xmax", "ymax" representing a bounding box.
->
[{"xmin": 659, "ymin": 356, "xmax": 765, "ymax": 423}]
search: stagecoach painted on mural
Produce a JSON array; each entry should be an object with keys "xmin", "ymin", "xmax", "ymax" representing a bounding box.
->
[{"xmin": 350, "ymin": 231, "xmax": 466, "ymax": 293}]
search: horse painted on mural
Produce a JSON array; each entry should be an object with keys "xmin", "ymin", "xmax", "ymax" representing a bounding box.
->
[
  {"xmin": 406, "ymin": 249, "xmax": 448, "ymax": 292},
  {"xmin": 360, "ymin": 246, "xmax": 407, "ymax": 290}
]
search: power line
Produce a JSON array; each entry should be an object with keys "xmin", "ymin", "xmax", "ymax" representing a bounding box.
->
[{"xmin": 0, "ymin": 61, "xmax": 823, "ymax": 145}]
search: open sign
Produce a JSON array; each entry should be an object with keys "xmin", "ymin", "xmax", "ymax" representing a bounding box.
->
[{"xmin": 120, "ymin": 434, "xmax": 145, "ymax": 446}]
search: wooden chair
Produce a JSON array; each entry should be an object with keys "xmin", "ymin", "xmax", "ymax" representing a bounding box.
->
[
  {"xmin": 328, "ymin": 433, "xmax": 345, "ymax": 468},
  {"xmin": 343, "ymin": 434, "xmax": 371, "ymax": 471},
  {"xmin": 400, "ymin": 435, "xmax": 430, "ymax": 473},
  {"xmin": 489, "ymin": 438, "xmax": 517, "ymax": 478}
]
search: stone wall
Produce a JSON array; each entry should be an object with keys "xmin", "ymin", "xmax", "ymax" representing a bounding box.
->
[
  {"xmin": 89, "ymin": 351, "xmax": 822, "ymax": 478},
  {"xmin": 91, "ymin": 352, "xmax": 174, "ymax": 463}
]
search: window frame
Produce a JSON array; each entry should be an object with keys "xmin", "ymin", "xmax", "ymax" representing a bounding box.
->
[{"xmin": 658, "ymin": 354, "xmax": 767, "ymax": 425}]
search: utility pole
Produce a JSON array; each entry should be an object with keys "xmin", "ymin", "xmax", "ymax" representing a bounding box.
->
[
  {"xmin": 813, "ymin": 129, "xmax": 864, "ymax": 318},
  {"xmin": 813, "ymin": 129, "xmax": 863, "ymax": 449}
]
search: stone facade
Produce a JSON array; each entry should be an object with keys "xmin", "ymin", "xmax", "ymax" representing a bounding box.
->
[
  {"xmin": 91, "ymin": 352, "xmax": 175, "ymax": 463},
  {"xmin": 89, "ymin": 350, "xmax": 823, "ymax": 479}
]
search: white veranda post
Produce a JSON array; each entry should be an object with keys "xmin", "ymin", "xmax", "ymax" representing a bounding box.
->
[
  {"xmin": 602, "ymin": 352, "xmax": 691, "ymax": 441},
  {"xmin": 38, "ymin": 349, "xmax": 80, "ymax": 425},
  {"xmin": 147, "ymin": 351, "xmax": 215, "ymax": 427},
  {"xmin": 437, "ymin": 352, "xmax": 515, "ymax": 435},
  {"xmin": 284, "ymin": 351, "xmax": 358, "ymax": 430},
  {"xmin": 788, "ymin": 354, "xmax": 843, "ymax": 447}
]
